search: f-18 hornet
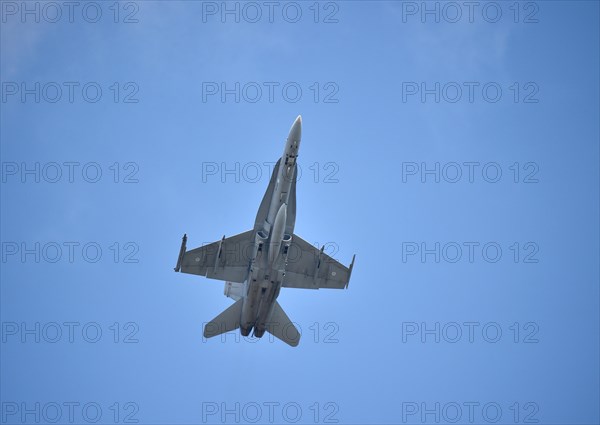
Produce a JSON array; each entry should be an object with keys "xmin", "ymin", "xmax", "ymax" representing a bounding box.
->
[{"xmin": 175, "ymin": 116, "xmax": 355, "ymax": 346}]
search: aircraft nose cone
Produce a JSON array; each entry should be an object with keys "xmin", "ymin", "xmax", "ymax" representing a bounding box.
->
[{"xmin": 289, "ymin": 115, "xmax": 302, "ymax": 142}]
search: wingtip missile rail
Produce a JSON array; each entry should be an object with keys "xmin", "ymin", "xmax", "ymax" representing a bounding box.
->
[{"xmin": 174, "ymin": 233, "xmax": 188, "ymax": 272}]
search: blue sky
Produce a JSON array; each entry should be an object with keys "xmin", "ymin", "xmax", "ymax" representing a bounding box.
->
[{"xmin": 1, "ymin": 1, "xmax": 599, "ymax": 424}]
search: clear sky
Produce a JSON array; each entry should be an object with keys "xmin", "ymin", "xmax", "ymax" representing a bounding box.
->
[{"xmin": 1, "ymin": 1, "xmax": 599, "ymax": 424}]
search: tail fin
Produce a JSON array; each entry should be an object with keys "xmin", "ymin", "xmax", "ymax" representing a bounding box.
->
[
  {"xmin": 203, "ymin": 298, "xmax": 243, "ymax": 339},
  {"xmin": 266, "ymin": 301, "xmax": 301, "ymax": 347}
]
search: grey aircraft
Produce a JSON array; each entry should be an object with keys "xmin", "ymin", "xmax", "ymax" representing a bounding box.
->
[{"xmin": 174, "ymin": 115, "xmax": 355, "ymax": 347}]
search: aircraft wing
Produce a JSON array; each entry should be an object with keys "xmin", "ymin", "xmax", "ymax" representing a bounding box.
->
[
  {"xmin": 282, "ymin": 234, "xmax": 355, "ymax": 289},
  {"xmin": 176, "ymin": 230, "xmax": 254, "ymax": 283}
]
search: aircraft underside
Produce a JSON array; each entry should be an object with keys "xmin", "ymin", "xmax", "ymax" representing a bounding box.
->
[{"xmin": 175, "ymin": 116, "xmax": 355, "ymax": 347}]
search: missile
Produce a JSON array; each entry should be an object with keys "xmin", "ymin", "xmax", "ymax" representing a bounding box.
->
[
  {"xmin": 174, "ymin": 233, "xmax": 187, "ymax": 272},
  {"xmin": 268, "ymin": 203, "xmax": 287, "ymax": 264}
]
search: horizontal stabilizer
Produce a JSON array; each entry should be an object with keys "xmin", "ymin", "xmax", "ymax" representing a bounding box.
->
[
  {"xmin": 203, "ymin": 298, "xmax": 243, "ymax": 339},
  {"xmin": 265, "ymin": 301, "xmax": 301, "ymax": 347}
]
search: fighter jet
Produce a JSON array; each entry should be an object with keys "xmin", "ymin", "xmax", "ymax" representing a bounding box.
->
[{"xmin": 174, "ymin": 116, "xmax": 355, "ymax": 347}]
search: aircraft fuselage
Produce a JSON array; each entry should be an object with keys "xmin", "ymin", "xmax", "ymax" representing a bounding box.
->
[{"xmin": 240, "ymin": 116, "xmax": 302, "ymax": 337}]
